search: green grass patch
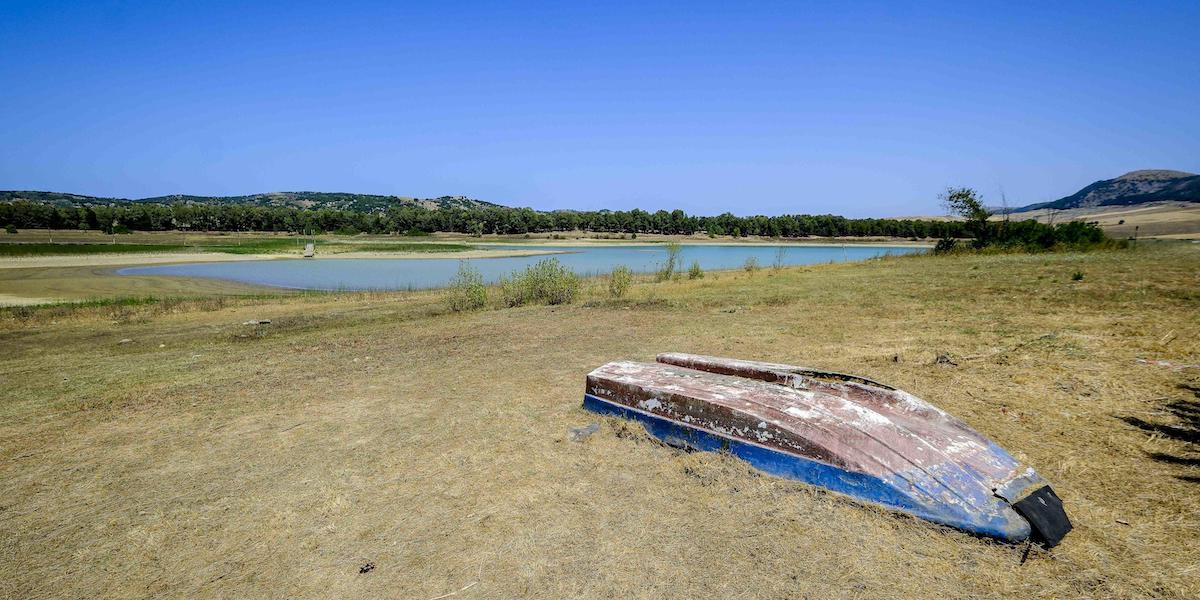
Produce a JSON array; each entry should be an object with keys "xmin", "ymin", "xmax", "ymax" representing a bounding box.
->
[
  {"xmin": 0, "ymin": 243, "xmax": 191, "ymax": 256},
  {"xmin": 197, "ymin": 238, "xmax": 309, "ymax": 254},
  {"xmin": 337, "ymin": 242, "xmax": 473, "ymax": 253},
  {"xmin": 198, "ymin": 240, "xmax": 473, "ymax": 254}
]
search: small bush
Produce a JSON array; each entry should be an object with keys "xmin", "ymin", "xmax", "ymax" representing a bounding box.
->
[
  {"xmin": 743, "ymin": 256, "xmax": 759, "ymax": 272},
  {"xmin": 1071, "ymin": 270, "xmax": 1084, "ymax": 281},
  {"xmin": 933, "ymin": 238, "xmax": 958, "ymax": 254},
  {"xmin": 608, "ymin": 265, "xmax": 633, "ymax": 298},
  {"xmin": 656, "ymin": 242, "xmax": 683, "ymax": 282},
  {"xmin": 4, "ymin": 224, "xmax": 16, "ymax": 234},
  {"xmin": 498, "ymin": 275, "xmax": 520, "ymax": 306},
  {"xmin": 687, "ymin": 260, "xmax": 704, "ymax": 280},
  {"xmin": 500, "ymin": 258, "xmax": 580, "ymax": 307},
  {"xmin": 772, "ymin": 247, "xmax": 788, "ymax": 270},
  {"xmin": 445, "ymin": 261, "xmax": 487, "ymax": 311}
]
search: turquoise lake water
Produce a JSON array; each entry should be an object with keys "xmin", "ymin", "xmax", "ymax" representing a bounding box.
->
[{"xmin": 118, "ymin": 244, "xmax": 924, "ymax": 291}]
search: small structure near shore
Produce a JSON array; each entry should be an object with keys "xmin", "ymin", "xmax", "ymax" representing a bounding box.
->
[{"xmin": 303, "ymin": 243, "xmax": 315, "ymax": 258}]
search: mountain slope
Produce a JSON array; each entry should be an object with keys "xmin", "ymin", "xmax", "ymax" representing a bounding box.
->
[
  {"xmin": 0, "ymin": 191, "xmax": 502, "ymax": 212},
  {"xmin": 1014, "ymin": 170, "xmax": 1200, "ymax": 212}
]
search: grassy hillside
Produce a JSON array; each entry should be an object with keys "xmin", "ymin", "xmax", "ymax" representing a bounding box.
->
[
  {"xmin": 1, "ymin": 243, "xmax": 1197, "ymax": 597},
  {"xmin": 0, "ymin": 190, "xmax": 501, "ymax": 212}
]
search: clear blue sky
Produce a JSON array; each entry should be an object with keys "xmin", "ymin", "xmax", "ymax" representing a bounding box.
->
[{"xmin": 2, "ymin": 1, "xmax": 1197, "ymax": 217}]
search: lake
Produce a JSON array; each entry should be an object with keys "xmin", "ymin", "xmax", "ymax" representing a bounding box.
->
[{"xmin": 118, "ymin": 244, "xmax": 924, "ymax": 291}]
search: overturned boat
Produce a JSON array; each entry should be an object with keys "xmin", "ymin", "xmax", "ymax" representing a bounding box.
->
[{"xmin": 583, "ymin": 353, "xmax": 1071, "ymax": 546}]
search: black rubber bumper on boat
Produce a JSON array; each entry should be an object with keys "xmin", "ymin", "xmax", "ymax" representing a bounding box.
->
[{"xmin": 1010, "ymin": 485, "xmax": 1073, "ymax": 548}]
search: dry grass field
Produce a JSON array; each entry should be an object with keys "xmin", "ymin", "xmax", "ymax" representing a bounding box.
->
[
  {"xmin": 903, "ymin": 202, "xmax": 1200, "ymax": 239},
  {"xmin": 998, "ymin": 202, "xmax": 1200, "ymax": 239},
  {"xmin": 1, "ymin": 243, "xmax": 1198, "ymax": 598}
]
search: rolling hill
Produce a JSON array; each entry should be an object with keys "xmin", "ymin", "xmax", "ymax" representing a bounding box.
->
[
  {"xmin": 1013, "ymin": 169, "xmax": 1200, "ymax": 212},
  {"xmin": 0, "ymin": 191, "xmax": 502, "ymax": 213}
]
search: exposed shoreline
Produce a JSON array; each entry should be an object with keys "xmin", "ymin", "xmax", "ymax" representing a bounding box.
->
[
  {"xmin": 0, "ymin": 240, "xmax": 928, "ymax": 307},
  {"xmin": 0, "ymin": 248, "xmax": 567, "ymax": 270},
  {"xmin": 0, "ymin": 239, "xmax": 929, "ymax": 270},
  {"xmin": 468, "ymin": 239, "xmax": 936, "ymax": 248}
]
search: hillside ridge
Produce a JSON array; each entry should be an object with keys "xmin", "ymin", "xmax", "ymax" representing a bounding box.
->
[
  {"xmin": 0, "ymin": 190, "xmax": 501, "ymax": 213},
  {"xmin": 1014, "ymin": 169, "xmax": 1200, "ymax": 212}
]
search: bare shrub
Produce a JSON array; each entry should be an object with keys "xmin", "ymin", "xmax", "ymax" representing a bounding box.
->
[{"xmin": 656, "ymin": 242, "xmax": 683, "ymax": 282}]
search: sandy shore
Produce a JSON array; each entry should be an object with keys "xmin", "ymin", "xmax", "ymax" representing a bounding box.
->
[
  {"xmin": 0, "ymin": 293, "xmax": 61, "ymax": 306},
  {"xmin": 317, "ymin": 248, "xmax": 565, "ymax": 260},
  {"xmin": 0, "ymin": 248, "xmax": 572, "ymax": 306},
  {"xmin": 470, "ymin": 239, "xmax": 935, "ymax": 248},
  {"xmin": 0, "ymin": 241, "xmax": 917, "ymax": 306},
  {"xmin": 0, "ymin": 252, "xmax": 287, "ymax": 270}
]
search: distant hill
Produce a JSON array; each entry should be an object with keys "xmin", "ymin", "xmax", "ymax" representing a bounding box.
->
[
  {"xmin": 0, "ymin": 191, "xmax": 502, "ymax": 212},
  {"xmin": 1013, "ymin": 170, "xmax": 1200, "ymax": 212}
]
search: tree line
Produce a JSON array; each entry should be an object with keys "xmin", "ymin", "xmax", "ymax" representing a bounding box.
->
[
  {"xmin": 0, "ymin": 200, "xmax": 973, "ymax": 239},
  {"xmin": 936, "ymin": 187, "xmax": 1112, "ymax": 252}
]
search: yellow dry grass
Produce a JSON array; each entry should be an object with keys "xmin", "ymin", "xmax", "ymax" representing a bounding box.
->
[
  {"xmin": 1, "ymin": 243, "xmax": 1198, "ymax": 598},
  {"xmin": 1000, "ymin": 202, "xmax": 1200, "ymax": 239},
  {"xmin": 0, "ymin": 264, "xmax": 279, "ymax": 304}
]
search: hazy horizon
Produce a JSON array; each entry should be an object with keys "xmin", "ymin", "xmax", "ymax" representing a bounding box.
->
[{"xmin": 2, "ymin": 1, "xmax": 1198, "ymax": 218}]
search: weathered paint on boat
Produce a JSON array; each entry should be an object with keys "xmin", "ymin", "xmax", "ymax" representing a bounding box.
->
[{"xmin": 583, "ymin": 353, "xmax": 1071, "ymax": 545}]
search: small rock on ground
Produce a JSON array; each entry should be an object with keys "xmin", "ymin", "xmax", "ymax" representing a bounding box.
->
[{"xmin": 569, "ymin": 423, "xmax": 600, "ymax": 442}]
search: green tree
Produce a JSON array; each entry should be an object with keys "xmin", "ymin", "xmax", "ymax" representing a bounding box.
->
[{"xmin": 940, "ymin": 187, "xmax": 991, "ymax": 248}]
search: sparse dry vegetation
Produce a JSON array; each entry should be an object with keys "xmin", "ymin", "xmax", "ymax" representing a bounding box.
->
[
  {"xmin": 1, "ymin": 242, "xmax": 1198, "ymax": 598},
  {"xmin": 655, "ymin": 242, "xmax": 683, "ymax": 282},
  {"xmin": 445, "ymin": 261, "xmax": 487, "ymax": 312}
]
